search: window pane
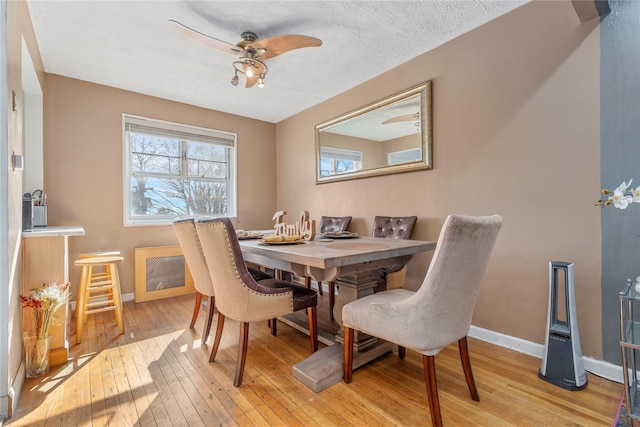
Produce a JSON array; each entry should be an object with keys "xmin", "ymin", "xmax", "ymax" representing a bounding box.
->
[
  {"xmin": 130, "ymin": 133, "xmax": 181, "ymax": 175},
  {"xmin": 336, "ymin": 159, "xmax": 357, "ymax": 173},
  {"xmin": 319, "ymin": 147, "xmax": 362, "ymax": 176},
  {"xmin": 320, "ymin": 157, "xmax": 359, "ymax": 176},
  {"xmin": 130, "ymin": 176, "xmax": 227, "ymax": 217},
  {"xmin": 186, "ymin": 141, "xmax": 227, "ymax": 179},
  {"xmin": 320, "ymin": 158, "xmax": 332, "ymax": 177}
]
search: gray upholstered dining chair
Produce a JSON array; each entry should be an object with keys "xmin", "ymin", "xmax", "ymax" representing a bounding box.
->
[
  {"xmin": 343, "ymin": 214, "xmax": 503, "ymax": 427},
  {"xmin": 372, "ymin": 215, "xmax": 417, "ymax": 240},
  {"xmin": 194, "ymin": 217, "xmax": 318, "ymax": 387},
  {"xmin": 319, "ymin": 216, "xmax": 352, "ymax": 235},
  {"xmin": 317, "ymin": 215, "xmax": 352, "ymax": 319},
  {"xmin": 372, "ymin": 215, "xmax": 417, "ymax": 291},
  {"xmin": 172, "ymin": 218, "xmax": 217, "ymax": 344}
]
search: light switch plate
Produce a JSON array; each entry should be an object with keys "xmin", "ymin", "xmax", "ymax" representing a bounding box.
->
[{"xmin": 11, "ymin": 152, "xmax": 24, "ymax": 171}]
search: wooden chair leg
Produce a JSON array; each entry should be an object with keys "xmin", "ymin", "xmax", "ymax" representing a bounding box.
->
[
  {"xmin": 398, "ymin": 346, "xmax": 406, "ymax": 359},
  {"xmin": 304, "ymin": 276, "xmax": 323, "ymax": 295},
  {"xmin": 201, "ymin": 296, "xmax": 215, "ymax": 344},
  {"xmin": 458, "ymin": 336, "xmax": 479, "ymax": 401},
  {"xmin": 234, "ymin": 322, "xmax": 250, "ymax": 387},
  {"xmin": 423, "ymin": 355, "xmax": 442, "ymax": 427},
  {"xmin": 343, "ymin": 326, "xmax": 354, "ymax": 383},
  {"xmin": 190, "ymin": 292, "xmax": 203, "ymax": 329},
  {"xmin": 270, "ymin": 318, "xmax": 278, "ymax": 336},
  {"xmin": 329, "ymin": 282, "xmax": 336, "ymax": 321},
  {"xmin": 307, "ymin": 306, "xmax": 318, "ymax": 353},
  {"xmin": 209, "ymin": 313, "xmax": 225, "ymax": 362}
]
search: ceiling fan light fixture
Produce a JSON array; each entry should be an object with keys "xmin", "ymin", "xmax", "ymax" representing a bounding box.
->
[{"xmin": 231, "ymin": 58, "xmax": 268, "ymax": 89}]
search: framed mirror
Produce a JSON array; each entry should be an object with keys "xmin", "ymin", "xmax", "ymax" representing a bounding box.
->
[{"xmin": 315, "ymin": 81, "xmax": 432, "ymax": 184}]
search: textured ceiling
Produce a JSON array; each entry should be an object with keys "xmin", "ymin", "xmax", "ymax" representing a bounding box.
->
[{"xmin": 27, "ymin": 1, "xmax": 528, "ymax": 123}]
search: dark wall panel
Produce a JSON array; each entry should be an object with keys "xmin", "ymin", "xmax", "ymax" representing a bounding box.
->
[{"xmin": 601, "ymin": 0, "xmax": 640, "ymax": 363}]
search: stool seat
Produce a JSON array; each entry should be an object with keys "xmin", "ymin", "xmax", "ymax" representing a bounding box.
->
[
  {"xmin": 74, "ymin": 255, "xmax": 124, "ymax": 266},
  {"xmin": 79, "ymin": 251, "xmax": 121, "ymax": 258},
  {"xmin": 74, "ymin": 255, "xmax": 124, "ymax": 343}
]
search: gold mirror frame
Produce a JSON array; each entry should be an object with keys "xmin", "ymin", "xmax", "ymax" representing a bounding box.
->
[{"xmin": 315, "ymin": 81, "xmax": 432, "ymax": 184}]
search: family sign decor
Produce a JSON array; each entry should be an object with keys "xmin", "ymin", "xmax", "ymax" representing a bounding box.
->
[{"xmin": 272, "ymin": 211, "xmax": 316, "ymax": 241}]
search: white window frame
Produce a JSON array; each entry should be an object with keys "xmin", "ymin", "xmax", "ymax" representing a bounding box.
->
[
  {"xmin": 319, "ymin": 146, "xmax": 362, "ymax": 176},
  {"xmin": 122, "ymin": 114, "xmax": 237, "ymax": 226}
]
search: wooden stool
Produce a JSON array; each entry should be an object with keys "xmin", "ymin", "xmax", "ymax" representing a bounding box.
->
[
  {"xmin": 79, "ymin": 251, "xmax": 121, "ymax": 284},
  {"xmin": 74, "ymin": 255, "xmax": 124, "ymax": 343}
]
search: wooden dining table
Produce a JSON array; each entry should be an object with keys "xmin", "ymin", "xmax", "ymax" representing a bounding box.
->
[{"xmin": 239, "ymin": 235, "xmax": 436, "ymax": 392}]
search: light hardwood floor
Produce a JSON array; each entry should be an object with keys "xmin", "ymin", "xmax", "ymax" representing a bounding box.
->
[{"xmin": 9, "ymin": 292, "xmax": 623, "ymax": 426}]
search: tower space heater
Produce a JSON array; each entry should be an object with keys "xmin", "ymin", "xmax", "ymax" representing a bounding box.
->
[{"xmin": 538, "ymin": 261, "xmax": 588, "ymax": 390}]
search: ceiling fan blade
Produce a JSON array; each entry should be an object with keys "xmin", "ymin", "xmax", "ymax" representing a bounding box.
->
[
  {"xmin": 169, "ymin": 20, "xmax": 242, "ymax": 55},
  {"xmin": 382, "ymin": 113, "xmax": 420, "ymax": 124},
  {"xmin": 252, "ymin": 35, "xmax": 322, "ymax": 59}
]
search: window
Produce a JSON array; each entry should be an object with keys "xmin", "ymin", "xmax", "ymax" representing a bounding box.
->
[
  {"xmin": 123, "ymin": 114, "xmax": 237, "ymax": 226},
  {"xmin": 387, "ymin": 147, "xmax": 422, "ymax": 165},
  {"xmin": 319, "ymin": 146, "xmax": 362, "ymax": 177}
]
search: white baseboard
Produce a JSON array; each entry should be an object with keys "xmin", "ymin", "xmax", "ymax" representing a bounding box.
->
[
  {"xmin": 1, "ymin": 361, "xmax": 25, "ymax": 419},
  {"xmin": 469, "ymin": 325, "xmax": 623, "ymax": 383}
]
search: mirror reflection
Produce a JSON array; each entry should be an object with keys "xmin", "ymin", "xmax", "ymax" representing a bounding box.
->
[{"xmin": 316, "ymin": 81, "xmax": 432, "ymax": 184}]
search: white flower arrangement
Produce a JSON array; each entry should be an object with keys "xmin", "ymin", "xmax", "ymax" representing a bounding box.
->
[{"xmin": 597, "ymin": 179, "xmax": 640, "ymax": 209}]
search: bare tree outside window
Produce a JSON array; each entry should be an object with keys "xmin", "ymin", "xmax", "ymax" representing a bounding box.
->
[
  {"xmin": 124, "ymin": 117, "xmax": 236, "ymax": 225},
  {"xmin": 319, "ymin": 146, "xmax": 362, "ymax": 176}
]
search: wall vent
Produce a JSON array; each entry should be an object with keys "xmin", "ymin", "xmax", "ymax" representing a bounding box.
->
[{"xmin": 134, "ymin": 245, "xmax": 194, "ymax": 302}]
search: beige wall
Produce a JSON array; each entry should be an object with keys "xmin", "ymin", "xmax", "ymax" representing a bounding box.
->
[
  {"xmin": 43, "ymin": 75, "xmax": 277, "ymax": 298},
  {"xmin": 276, "ymin": 1, "xmax": 603, "ymax": 357}
]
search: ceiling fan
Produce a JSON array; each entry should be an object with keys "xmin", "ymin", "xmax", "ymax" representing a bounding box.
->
[
  {"xmin": 169, "ymin": 20, "xmax": 322, "ymax": 89},
  {"xmin": 382, "ymin": 112, "xmax": 420, "ymax": 125}
]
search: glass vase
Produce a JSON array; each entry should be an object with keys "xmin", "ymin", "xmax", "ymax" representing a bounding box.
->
[{"xmin": 24, "ymin": 334, "xmax": 51, "ymax": 378}]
